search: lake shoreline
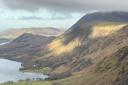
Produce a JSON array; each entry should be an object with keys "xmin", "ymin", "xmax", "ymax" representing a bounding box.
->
[{"xmin": 0, "ymin": 59, "xmax": 48, "ymax": 83}]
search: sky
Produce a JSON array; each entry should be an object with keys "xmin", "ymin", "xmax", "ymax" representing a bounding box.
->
[{"xmin": 0, "ymin": 0, "xmax": 127, "ymax": 31}]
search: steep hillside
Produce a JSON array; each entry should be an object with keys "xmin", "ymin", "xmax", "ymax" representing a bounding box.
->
[
  {"xmin": 53, "ymin": 26, "xmax": 128, "ymax": 85},
  {"xmin": 0, "ymin": 27, "xmax": 64, "ymax": 39},
  {"xmin": 30, "ymin": 12, "xmax": 128, "ymax": 82}
]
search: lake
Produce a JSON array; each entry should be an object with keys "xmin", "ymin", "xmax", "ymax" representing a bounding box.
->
[{"xmin": 0, "ymin": 59, "xmax": 48, "ymax": 83}]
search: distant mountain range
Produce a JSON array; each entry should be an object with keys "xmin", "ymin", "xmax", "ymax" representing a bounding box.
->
[
  {"xmin": 0, "ymin": 27, "xmax": 64, "ymax": 39},
  {"xmin": 0, "ymin": 12, "xmax": 128, "ymax": 85}
]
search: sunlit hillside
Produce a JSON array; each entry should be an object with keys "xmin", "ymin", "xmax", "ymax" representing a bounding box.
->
[
  {"xmin": 90, "ymin": 24, "xmax": 126, "ymax": 38},
  {"xmin": 48, "ymin": 38, "xmax": 81, "ymax": 56}
]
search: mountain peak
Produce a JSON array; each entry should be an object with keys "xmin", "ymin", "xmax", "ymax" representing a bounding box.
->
[
  {"xmin": 80, "ymin": 11, "xmax": 128, "ymax": 23},
  {"xmin": 67, "ymin": 12, "xmax": 128, "ymax": 38}
]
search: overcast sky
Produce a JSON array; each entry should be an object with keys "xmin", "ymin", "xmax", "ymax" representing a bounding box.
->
[{"xmin": 0, "ymin": 0, "xmax": 127, "ymax": 31}]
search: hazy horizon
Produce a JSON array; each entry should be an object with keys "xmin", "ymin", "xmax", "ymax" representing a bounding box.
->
[
  {"xmin": 0, "ymin": 0, "xmax": 127, "ymax": 31},
  {"xmin": 0, "ymin": 0, "xmax": 84, "ymax": 31}
]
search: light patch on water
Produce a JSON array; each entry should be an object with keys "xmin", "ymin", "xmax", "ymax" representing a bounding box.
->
[{"xmin": 0, "ymin": 42, "xmax": 10, "ymax": 46}]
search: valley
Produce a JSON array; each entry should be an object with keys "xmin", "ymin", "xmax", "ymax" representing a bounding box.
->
[{"xmin": 0, "ymin": 12, "xmax": 128, "ymax": 85}]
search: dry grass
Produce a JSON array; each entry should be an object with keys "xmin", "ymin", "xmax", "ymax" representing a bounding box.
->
[
  {"xmin": 48, "ymin": 38, "xmax": 81, "ymax": 56},
  {"xmin": 89, "ymin": 24, "xmax": 126, "ymax": 38}
]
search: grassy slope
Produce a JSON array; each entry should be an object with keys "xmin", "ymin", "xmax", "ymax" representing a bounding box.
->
[
  {"xmin": 39, "ymin": 23, "xmax": 127, "ymax": 74},
  {"xmin": 0, "ymin": 81, "xmax": 51, "ymax": 85},
  {"xmin": 2, "ymin": 24, "xmax": 127, "ymax": 85},
  {"xmin": 52, "ymin": 26, "xmax": 128, "ymax": 85}
]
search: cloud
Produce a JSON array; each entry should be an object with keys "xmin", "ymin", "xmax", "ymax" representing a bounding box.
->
[
  {"xmin": 0, "ymin": 7, "xmax": 82, "ymax": 21},
  {"xmin": 19, "ymin": 16, "xmax": 69, "ymax": 20},
  {"xmin": 20, "ymin": 14, "xmax": 77, "ymax": 20},
  {"xmin": 19, "ymin": 16, "xmax": 45, "ymax": 20},
  {"xmin": 2, "ymin": 0, "xmax": 128, "ymax": 13},
  {"xmin": 0, "ymin": 10, "xmax": 4, "ymax": 13}
]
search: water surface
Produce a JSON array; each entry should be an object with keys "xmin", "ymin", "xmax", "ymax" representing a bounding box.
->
[{"xmin": 0, "ymin": 59, "xmax": 47, "ymax": 83}]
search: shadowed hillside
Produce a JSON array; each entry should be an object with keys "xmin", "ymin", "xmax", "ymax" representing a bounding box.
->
[{"xmin": 0, "ymin": 33, "xmax": 55, "ymax": 67}]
